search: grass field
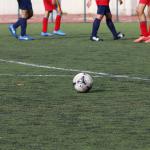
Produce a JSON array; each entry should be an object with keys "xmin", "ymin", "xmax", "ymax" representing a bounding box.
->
[{"xmin": 0, "ymin": 22, "xmax": 150, "ymax": 150}]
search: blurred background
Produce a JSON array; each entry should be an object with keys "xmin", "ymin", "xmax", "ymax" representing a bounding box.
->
[{"xmin": 0, "ymin": 0, "xmax": 140, "ymax": 23}]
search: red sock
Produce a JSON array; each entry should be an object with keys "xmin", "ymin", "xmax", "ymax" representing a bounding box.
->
[
  {"xmin": 140, "ymin": 21, "xmax": 148, "ymax": 37},
  {"xmin": 54, "ymin": 15, "xmax": 61, "ymax": 31},
  {"xmin": 42, "ymin": 17, "xmax": 48, "ymax": 33}
]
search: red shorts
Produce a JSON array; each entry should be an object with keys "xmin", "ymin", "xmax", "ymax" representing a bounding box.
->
[
  {"xmin": 43, "ymin": 0, "xmax": 56, "ymax": 11},
  {"xmin": 96, "ymin": 0, "xmax": 110, "ymax": 6},
  {"xmin": 139, "ymin": 0, "xmax": 150, "ymax": 6}
]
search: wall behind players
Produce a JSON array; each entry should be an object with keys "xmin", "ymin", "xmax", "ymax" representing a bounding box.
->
[{"xmin": 0, "ymin": 0, "xmax": 138, "ymax": 15}]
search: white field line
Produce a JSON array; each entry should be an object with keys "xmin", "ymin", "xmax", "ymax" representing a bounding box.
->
[
  {"xmin": 0, "ymin": 58, "xmax": 150, "ymax": 81},
  {"xmin": 0, "ymin": 74, "xmax": 72, "ymax": 77}
]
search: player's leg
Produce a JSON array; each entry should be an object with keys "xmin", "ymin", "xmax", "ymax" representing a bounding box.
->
[
  {"xmin": 18, "ymin": 9, "xmax": 34, "ymax": 40},
  {"xmin": 41, "ymin": 11, "xmax": 53, "ymax": 36},
  {"xmin": 145, "ymin": 2, "xmax": 150, "ymax": 42},
  {"xmin": 90, "ymin": 5, "xmax": 104, "ymax": 41},
  {"xmin": 147, "ymin": 4, "xmax": 150, "ymax": 35},
  {"xmin": 27, "ymin": 9, "xmax": 33, "ymax": 19},
  {"xmin": 41, "ymin": 0, "xmax": 53, "ymax": 36},
  {"xmin": 137, "ymin": 3, "xmax": 148, "ymax": 37},
  {"xmin": 9, "ymin": 21, "xmax": 19, "ymax": 38},
  {"xmin": 9, "ymin": 0, "xmax": 34, "ymax": 40},
  {"xmin": 8, "ymin": 0, "xmax": 23, "ymax": 38},
  {"xmin": 134, "ymin": 1, "xmax": 149, "ymax": 42},
  {"xmin": 105, "ymin": 11, "xmax": 124, "ymax": 40},
  {"xmin": 53, "ymin": 0, "xmax": 66, "ymax": 36}
]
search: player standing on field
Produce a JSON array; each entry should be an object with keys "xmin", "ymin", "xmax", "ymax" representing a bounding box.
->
[
  {"xmin": 8, "ymin": 0, "xmax": 34, "ymax": 41},
  {"xmin": 41, "ymin": 0, "xmax": 66, "ymax": 36},
  {"xmin": 134, "ymin": 0, "xmax": 150, "ymax": 43},
  {"xmin": 87, "ymin": 0, "xmax": 124, "ymax": 41}
]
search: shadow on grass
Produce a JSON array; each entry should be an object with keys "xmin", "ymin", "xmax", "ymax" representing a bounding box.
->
[{"xmin": 90, "ymin": 87, "xmax": 106, "ymax": 93}]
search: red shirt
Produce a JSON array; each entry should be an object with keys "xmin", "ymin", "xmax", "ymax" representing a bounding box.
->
[{"xmin": 96, "ymin": 0, "xmax": 110, "ymax": 6}]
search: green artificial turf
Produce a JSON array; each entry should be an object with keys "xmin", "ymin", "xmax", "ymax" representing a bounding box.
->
[{"xmin": 0, "ymin": 23, "xmax": 150, "ymax": 150}]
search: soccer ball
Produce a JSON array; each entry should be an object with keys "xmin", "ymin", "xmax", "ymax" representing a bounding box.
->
[
  {"xmin": 73, "ymin": 73, "xmax": 93, "ymax": 93},
  {"xmin": 117, "ymin": 32, "xmax": 125, "ymax": 39}
]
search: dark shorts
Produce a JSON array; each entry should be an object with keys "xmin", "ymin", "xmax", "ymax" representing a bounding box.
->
[
  {"xmin": 17, "ymin": 0, "xmax": 33, "ymax": 10},
  {"xmin": 97, "ymin": 5, "xmax": 111, "ymax": 15}
]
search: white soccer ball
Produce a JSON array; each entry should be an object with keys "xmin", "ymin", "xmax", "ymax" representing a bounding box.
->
[
  {"xmin": 73, "ymin": 73, "xmax": 93, "ymax": 93},
  {"xmin": 117, "ymin": 32, "xmax": 125, "ymax": 38}
]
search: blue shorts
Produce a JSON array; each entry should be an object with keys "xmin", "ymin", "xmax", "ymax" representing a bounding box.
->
[
  {"xmin": 97, "ymin": 5, "xmax": 111, "ymax": 15},
  {"xmin": 17, "ymin": 0, "xmax": 33, "ymax": 10}
]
